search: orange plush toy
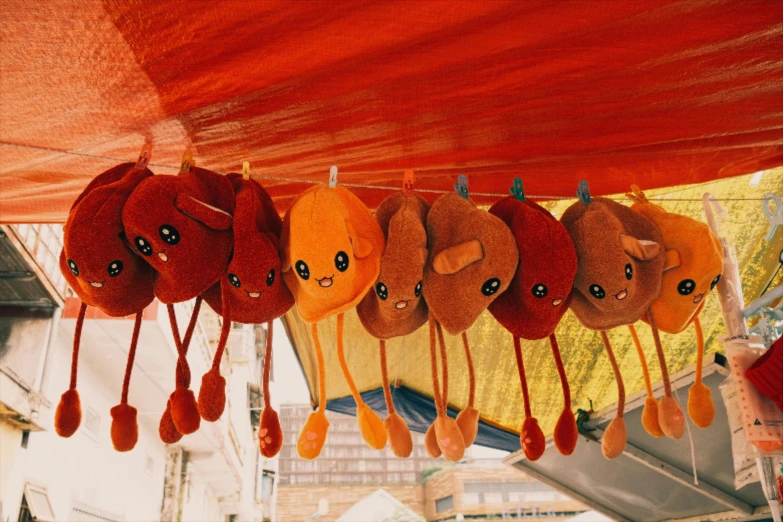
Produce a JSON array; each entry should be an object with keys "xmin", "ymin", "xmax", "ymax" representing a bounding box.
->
[
  {"xmin": 123, "ymin": 165, "xmax": 235, "ymax": 439},
  {"xmin": 488, "ymin": 194, "xmax": 578, "ymax": 461},
  {"xmin": 59, "ymin": 163, "xmax": 154, "ymax": 452},
  {"xmin": 562, "ymin": 197, "xmax": 665, "ymax": 459},
  {"xmin": 202, "ymin": 175, "xmax": 294, "ymax": 457},
  {"xmin": 357, "ymin": 190, "xmax": 430, "ymax": 458},
  {"xmin": 423, "ymin": 188, "xmax": 518, "ymax": 462},
  {"xmin": 281, "ymin": 182, "xmax": 385, "ymax": 459},
  {"xmin": 628, "ymin": 186, "xmax": 723, "ymax": 430}
]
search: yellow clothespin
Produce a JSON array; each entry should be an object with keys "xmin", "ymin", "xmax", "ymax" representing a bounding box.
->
[
  {"xmin": 180, "ymin": 149, "xmax": 194, "ymax": 173},
  {"xmin": 626, "ymin": 184, "xmax": 648, "ymax": 203},
  {"xmin": 135, "ymin": 143, "xmax": 152, "ymax": 171},
  {"xmin": 242, "ymin": 161, "xmax": 251, "ymax": 180}
]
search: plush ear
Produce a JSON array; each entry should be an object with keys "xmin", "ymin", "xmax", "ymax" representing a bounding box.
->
[
  {"xmin": 345, "ymin": 220, "xmax": 374, "ymax": 259},
  {"xmin": 664, "ymin": 249, "xmax": 681, "ymax": 272},
  {"xmin": 433, "ymin": 239, "xmax": 484, "ymax": 275},
  {"xmin": 264, "ymin": 232, "xmax": 280, "ymax": 251},
  {"xmin": 619, "ymin": 235, "xmax": 660, "ymax": 261},
  {"xmin": 417, "ymin": 247, "xmax": 428, "ymax": 266},
  {"xmin": 280, "ymin": 245, "xmax": 291, "ymax": 272},
  {"xmin": 175, "ymin": 194, "xmax": 233, "ymax": 231}
]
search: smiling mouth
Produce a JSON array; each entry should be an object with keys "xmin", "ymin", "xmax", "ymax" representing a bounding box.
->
[
  {"xmin": 551, "ymin": 298, "xmax": 563, "ymax": 307},
  {"xmin": 395, "ymin": 300, "xmax": 409, "ymax": 310},
  {"xmin": 246, "ymin": 291, "xmax": 262, "ymax": 299},
  {"xmin": 614, "ymin": 289, "xmax": 628, "ymax": 300},
  {"xmin": 317, "ymin": 276, "xmax": 334, "ymax": 288},
  {"xmin": 89, "ymin": 281, "xmax": 105, "ymax": 288},
  {"xmin": 693, "ymin": 293, "xmax": 704, "ymax": 304},
  {"xmin": 157, "ymin": 252, "xmax": 169, "ymax": 262}
]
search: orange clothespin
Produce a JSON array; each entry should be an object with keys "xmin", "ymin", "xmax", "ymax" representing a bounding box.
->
[
  {"xmin": 626, "ymin": 184, "xmax": 648, "ymax": 203},
  {"xmin": 135, "ymin": 143, "xmax": 152, "ymax": 171},
  {"xmin": 180, "ymin": 149, "xmax": 194, "ymax": 173},
  {"xmin": 403, "ymin": 170, "xmax": 415, "ymax": 195},
  {"xmin": 242, "ymin": 161, "xmax": 251, "ymax": 180}
]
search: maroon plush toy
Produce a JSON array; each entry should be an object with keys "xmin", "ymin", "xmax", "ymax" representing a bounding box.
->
[
  {"xmin": 488, "ymin": 195, "xmax": 578, "ymax": 461},
  {"xmin": 58, "ymin": 162, "xmax": 154, "ymax": 451}
]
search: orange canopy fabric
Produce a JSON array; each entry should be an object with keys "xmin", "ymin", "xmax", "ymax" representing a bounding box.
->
[{"xmin": 1, "ymin": 1, "xmax": 782, "ymax": 223}]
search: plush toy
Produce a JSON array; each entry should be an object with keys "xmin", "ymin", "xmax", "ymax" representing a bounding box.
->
[
  {"xmin": 562, "ymin": 197, "xmax": 666, "ymax": 459},
  {"xmin": 123, "ymin": 166, "xmax": 235, "ymax": 438},
  {"xmin": 488, "ymin": 195, "xmax": 578, "ymax": 461},
  {"xmin": 423, "ymin": 191, "xmax": 518, "ymax": 461},
  {"xmin": 281, "ymin": 183, "xmax": 386, "ymax": 459},
  {"xmin": 202, "ymin": 175, "xmax": 294, "ymax": 456},
  {"xmin": 58, "ymin": 163, "xmax": 154, "ymax": 452},
  {"xmin": 356, "ymin": 191, "xmax": 430, "ymax": 458},
  {"xmin": 627, "ymin": 186, "xmax": 724, "ymax": 431},
  {"xmin": 746, "ymin": 335, "xmax": 783, "ymax": 412}
]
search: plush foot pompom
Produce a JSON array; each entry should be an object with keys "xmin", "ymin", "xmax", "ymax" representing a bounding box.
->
[
  {"xmin": 687, "ymin": 382, "xmax": 715, "ymax": 428},
  {"xmin": 197, "ymin": 369, "xmax": 226, "ymax": 422},
  {"xmin": 297, "ymin": 410, "xmax": 329, "ymax": 460},
  {"xmin": 601, "ymin": 416, "xmax": 627, "ymax": 459},
  {"xmin": 259, "ymin": 408, "xmax": 283, "ymax": 458},
  {"xmin": 553, "ymin": 408, "xmax": 578, "ymax": 456},
  {"xmin": 171, "ymin": 387, "xmax": 200, "ymax": 435},
  {"xmin": 110, "ymin": 403, "xmax": 139, "ymax": 452},
  {"xmin": 424, "ymin": 422, "xmax": 442, "ymax": 458},
  {"xmin": 385, "ymin": 413, "xmax": 412, "ymax": 458},
  {"xmin": 520, "ymin": 417, "xmax": 545, "ymax": 461},
  {"xmin": 55, "ymin": 389, "xmax": 82, "ymax": 438},
  {"xmin": 357, "ymin": 404, "xmax": 387, "ymax": 450},
  {"xmin": 435, "ymin": 415, "xmax": 465, "ymax": 462},
  {"xmin": 658, "ymin": 396, "xmax": 685, "ymax": 439},
  {"xmin": 159, "ymin": 399, "xmax": 183, "ymax": 444},
  {"xmin": 641, "ymin": 397, "xmax": 664, "ymax": 438},
  {"xmin": 455, "ymin": 406, "xmax": 479, "ymax": 448}
]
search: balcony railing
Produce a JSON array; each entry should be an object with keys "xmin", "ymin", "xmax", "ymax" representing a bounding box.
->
[{"xmin": 11, "ymin": 224, "xmax": 67, "ymax": 298}]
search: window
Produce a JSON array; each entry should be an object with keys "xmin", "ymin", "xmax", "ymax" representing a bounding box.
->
[
  {"xmin": 21, "ymin": 430, "xmax": 29, "ymax": 449},
  {"xmin": 82, "ymin": 405, "xmax": 101, "ymax": 439},
  {"xmin": 435, "ymin": 496, "xmax": 454, "ymax": 513},
  {"xmin": 261, "ymin": 474, "xmax": 273, "ymax": 502},
  {"xmin": 18, "ymin": 485, "xmax": 55, "ymax": 522}
]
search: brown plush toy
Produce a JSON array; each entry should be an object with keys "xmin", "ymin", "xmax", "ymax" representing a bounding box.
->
[
  {"xmin": 281, "ymin": 183, "xmax": 386, "ymax": 459},
  {"xmin": 423, "ymin": 191, "xmax": 518, "ymax": 462},
  {"xmin": 488, "ymin": 195, "xmax": 578, "ymax": 461},
  {"xmin": 562, "ymin": 197, "xmax": 666, "ymax": 459},
  {"xmin": 123, "ymin": 166, "xmax": 235, "ymax": 439},
  {"xmin": 628, "ymin": 186, "xmax": 723, "ymax": 431},
  {"xmin": 357, "ymin": 190, "xmax": 430, "ymax": 458},
  {"xmin": 202, "ymin": 175, "xmax": 294, "ymax": 457},
  {"xmin": 58, "ymin": 163, "xmax": 154, "ymax": 451}
]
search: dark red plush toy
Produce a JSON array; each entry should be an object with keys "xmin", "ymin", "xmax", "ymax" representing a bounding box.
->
[
  {"xmin": 122, "ymin": 166, "xmax": 235, "ymax": 439},
  {"xmin": 58, "ymin": 162, "xmax": 154, "ymax": 451},
  {"xmin": 202, "ymin": 175, "xmax": 294, "ymax": 456},
  {"xmin": 488, "ymin": 195, "xmax": 578, "ymax": 461}
]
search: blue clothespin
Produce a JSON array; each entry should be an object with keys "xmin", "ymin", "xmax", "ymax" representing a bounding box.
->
[
  {"xmin": 454, "ymin": 174, "xmax": 469, "ymax": 200},
  {"xmin": 510, "ymin": 178, "xmax": 525, "ymax": 202},
  {"xmin": 329, "ymin": 165, "xmax": 338, "ymax": 188},
  {"xmin": 576, "ymin": 180, "xmax": 591, "ymax": 205},
  {"xmin": 763, "ymin": 193, "xmax": 782, "ymax": 241}
]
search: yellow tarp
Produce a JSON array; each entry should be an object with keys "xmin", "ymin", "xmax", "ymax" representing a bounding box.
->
[{"xmin": 284, "ymin": 170, "xmax": 782, "ymax": 438}]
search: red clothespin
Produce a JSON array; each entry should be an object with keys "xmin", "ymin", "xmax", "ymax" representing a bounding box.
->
[
  {"xmin": 135, "ymin": 143, "xmax": 152, "ymax": 171},
  {"xmin": 403, "ymin": 170, "xmax": 415, "ymax": 195}
]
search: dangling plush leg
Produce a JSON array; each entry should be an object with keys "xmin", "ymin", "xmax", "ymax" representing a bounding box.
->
[
  {"xmin": 628, "ymin": 324, "xmax": 663, "ymax": 438},
  {"xmin": 433, "ymin": 320, "xmax": 465, "ymax": 462},
  {"xmin": 111, "ymin": 312, "xmax": 142, "ymax": 452},
  {"xmin": 513, "ymin": 335, "xmax": 544, "ymax": 461},
  {"xmin": 456, "ymin": 332, "xmax": 479, "ymax": 448},
  {"xmin": 335, "ymin": 313, "xmax": 387, "ymax": 450},
  {"xmin": 380, "ymin": 339, "xmax": 412, "ymax": 458},
  {"xmin": 550, "ymin": 334, "xmax": 578, "ymax": 455},
  {"xmin": 55, "ymin": 302, "xmax": 87, "ymax": 438},
  {"xmin": 297, "ymin": 322, "xmax": 330, "ymax": 459},
  {"xmin": 599, "ymin": 331, "xmax": 627, "ymax": 459},
  {"xmin": 688, "ymin": 317, "xmax": 714, "ymax": 428},
  {"xmin": 648, "ymin": 310, "xmax": 684, "ymax": 439},
  {"xmin": 424, "ymin": 315, "xmax": 443, "ymax": 459},
  {"xmin": 167, "ymin": 298, "xmax": 202, "ymax": 435},
  {"xmin": 198, "ymin": 279, "xmax": 231, "ymax": 422},
  {"xmin": 259, "ymin": 321, "xmax": 283, "ymax": 458}
]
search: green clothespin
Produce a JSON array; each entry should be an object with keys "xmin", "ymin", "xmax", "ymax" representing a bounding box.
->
[
  {"xmin": 576, "ymin": 180, "xmax": 591, "ymax": 205},
  {"xmin": 510, "ymin": 178, "xmax": 525, "ymax": 201},
  {"xmin": 454, "ymin": 174, "xmax": 469, "ymax": 200}
]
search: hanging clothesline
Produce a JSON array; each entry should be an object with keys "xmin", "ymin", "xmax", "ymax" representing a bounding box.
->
[{"xmin": 0, "ymin": 141, "xmax": 769, "ymax": 203}]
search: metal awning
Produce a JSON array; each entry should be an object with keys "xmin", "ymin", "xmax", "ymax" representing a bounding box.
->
[{"xmin": 504, "ymin": 354, "xmax": 774, "ymax": 522}]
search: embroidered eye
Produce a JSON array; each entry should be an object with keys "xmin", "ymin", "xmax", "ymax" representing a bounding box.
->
[
  {"xmin": 134, "ymin": 236, "xmax": 152, "ymax": 256},
  {"xmin": 677, "ymin": 279, "xmax": 695, "ymax": 295},
  {"xmin": 481, "ymin": 278, "xmax": 501, "ymax": 297},
  {"xmin": 334, "ymin": 251, "xmax": 349, "ymax": 272},
  {"xmin": 107, "ymin": 260, "xmax": 123, "ymax": 277},
  {"xmin": 532, "ymin": 284, "xmax": 548, "ymax": 298},
  {"xmin": 228, "ymin": 273, "xmax": 241, "ymax": 288},
  {"xmin": 159, "ymin": 224, "xmax": 180, "ymax": 246},
  {"xmin": 295, "ymin": 261, "xmax": 310, "ymax": 280},
  {"xmin": 625, "ymin": 263, "xmax": 633, "ymax": 281},
  {"xmin": 67, "ymin": 259, "xmax": 79, "ymax": 277},
  {"xmin": 267, "ymin": 269, "xmax": 275, "ymax": 287},
  {"xmin": 589, "ymin": 284, "xmax": 606, "ymax": 299},
  {"xmin": 414, "ymin": 281, "xmax": 422, "ymax": 298},
  {"xmin": 710, "ymin": 274, "xmax": 721, "ymax": 291},
  {"xmin": 376, "ymin": 282, "xmax": 388, "ymax": 300}
]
